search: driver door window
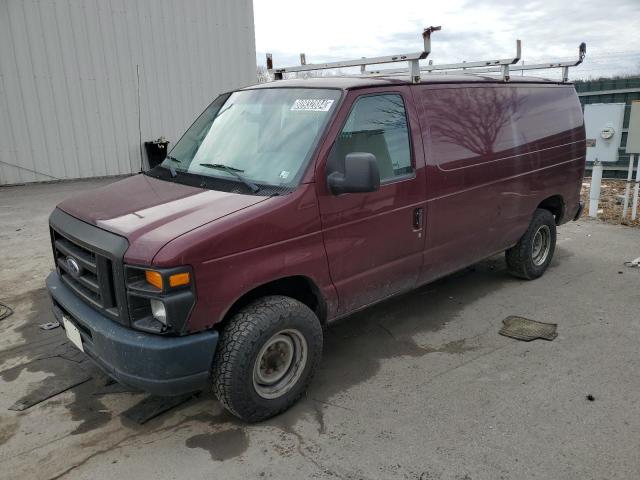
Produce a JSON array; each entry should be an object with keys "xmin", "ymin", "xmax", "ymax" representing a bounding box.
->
[{"xmin": 331, "ymin": 94, "xmax": 413, "ymax": 182}]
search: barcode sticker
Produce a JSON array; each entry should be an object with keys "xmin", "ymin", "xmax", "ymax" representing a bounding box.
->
[{"xmin": 290, "ymin": 99, "xmax": 334, "ymax": 112}]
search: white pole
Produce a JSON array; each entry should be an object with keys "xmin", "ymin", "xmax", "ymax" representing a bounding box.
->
[
  {"xmin": 622, "ymin": 154, "xmax": 635, "ymax": 218},
  {"xmin": 632, "ymin": 158, "xmax": 640, "ymax": 221},
  {"xmin": 589, "ymin": 160, "xmax": 603, "ymax": 218}
]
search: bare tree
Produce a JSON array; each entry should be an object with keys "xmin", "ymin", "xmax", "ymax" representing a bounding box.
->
[
  {"xmin": 369, "ymin": 95, "xmax": 408, "ymax": 129},
  {"xmin": 428, "ymin": 88, "xmax": 526, "ymax": 156}
]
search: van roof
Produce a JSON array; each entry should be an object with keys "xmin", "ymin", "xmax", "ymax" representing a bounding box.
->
[{"xmin": 244, "ymin": 74, "xmax": 569, "ymax": 91}]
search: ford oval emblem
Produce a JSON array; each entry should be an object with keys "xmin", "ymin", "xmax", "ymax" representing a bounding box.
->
[{"xmin": 66, "ymin": 256, "xmax": 82, "ymax": 277}]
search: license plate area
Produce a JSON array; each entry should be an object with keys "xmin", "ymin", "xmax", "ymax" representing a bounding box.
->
[{"xmin": 62, "ymin": 316, "xmax": 84, "ymax": 352}]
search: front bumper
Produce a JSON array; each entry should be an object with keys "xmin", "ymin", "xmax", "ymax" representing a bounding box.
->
[{"xmin": 47, "ymin": 272, "xmax": 218, "ymax": 396}]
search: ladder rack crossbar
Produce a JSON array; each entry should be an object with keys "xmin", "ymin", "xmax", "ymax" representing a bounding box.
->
[
  {"xmin": 456, "ymin": 44, "xmax": 586, "ymax": 75},
  {"xmin": 364, "ymin": 39, "xmax": 519, "ymax": 80},
  {"xmin": 271, "ymin": 51, "xmax": 427, "ymax": 74},
  {"xmin": 421, "ymin": 39, "xmax": 521, "ymax": 72},
  {"xmin": 459, "ymin": 59, "xmax": 583, "ymax": 74},
  {"xmin": 366, "ymin": 42, "xmax": 585, "ymax": 83},
  {"xmin": 267, "ymin": 26, "xmax": 441, "ymax": 82}
]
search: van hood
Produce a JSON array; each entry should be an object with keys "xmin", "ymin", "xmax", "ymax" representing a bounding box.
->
[{"xmin": 57, "ymin": 174, "xmax": 270, "ymax": 264}]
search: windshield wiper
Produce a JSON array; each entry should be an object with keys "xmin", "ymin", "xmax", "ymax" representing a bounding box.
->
[
  {"xmin": 166, "ymin": 155, "xmax": 181, "ymax": 163},
  {"xmin": 198, "ymin": 163, "xmax": 260, "ymax": 193}
]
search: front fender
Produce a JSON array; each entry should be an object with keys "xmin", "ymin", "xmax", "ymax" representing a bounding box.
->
[{"xmin": 187, "ymin": 232, "xmax": 338, "ymax": 331}]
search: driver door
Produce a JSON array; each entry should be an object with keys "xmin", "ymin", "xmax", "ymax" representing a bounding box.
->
[{"xmin": 315, "ymin": 87, "xmax": 427, "ymax": 315}]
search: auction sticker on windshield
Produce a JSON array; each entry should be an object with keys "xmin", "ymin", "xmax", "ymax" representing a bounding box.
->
[{"xmin": 291, "ymin": 99, "xmax": 334, "ymax": 112}]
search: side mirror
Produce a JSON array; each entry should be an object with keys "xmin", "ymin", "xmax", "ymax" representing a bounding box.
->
[{"xmin": 327, "ymin": 152, "xmax": 380, "ymax": 195}]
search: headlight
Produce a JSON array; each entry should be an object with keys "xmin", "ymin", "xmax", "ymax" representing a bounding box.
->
[
  {"xmin": 125, "ymin": 265, "xmax": 195, "ymax": 334},
  {"xmin": 150, "ymin": 299, "xmax": 167, "ymax": 325}
]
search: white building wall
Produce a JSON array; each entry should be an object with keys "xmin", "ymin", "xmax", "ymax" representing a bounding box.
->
[{"xmin": 0, "ymin": 0, "xmax": 256, "ymax": 185}]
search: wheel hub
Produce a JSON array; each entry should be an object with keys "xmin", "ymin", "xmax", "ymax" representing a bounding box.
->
[
  {"xmin": 531, "ymin": 225, "xmax": 551, "ymax": 266},
  {"xmin": 256, "ymin": 335, "xmax": 294, "ymax": 384},
  {"xmin": 253, "ymin": 329, "xmax": 308, "ymax": 399}
]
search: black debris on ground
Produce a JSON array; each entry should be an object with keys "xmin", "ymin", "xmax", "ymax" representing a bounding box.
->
[{"xmin": 121, "ymin": 393, "xmax": 197, "ymax": 425}]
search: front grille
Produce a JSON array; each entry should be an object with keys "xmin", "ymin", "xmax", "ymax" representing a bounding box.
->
[{"xmin": 51, "ymin": 228, "xmax": 120, "ymax": 320}]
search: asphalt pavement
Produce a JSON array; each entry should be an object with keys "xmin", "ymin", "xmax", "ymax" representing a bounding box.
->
[{"xmin": 1, "ymin": 178, "xmax": 639, "ymax": 480}]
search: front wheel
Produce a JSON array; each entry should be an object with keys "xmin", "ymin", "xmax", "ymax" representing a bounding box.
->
[
  {"xmin": 212, "ymin": 295, "xmax": 323, "ymax": 422},
  {"xmin": 505, "ymin": 208, "xmax": 556, "ymax": 280}
]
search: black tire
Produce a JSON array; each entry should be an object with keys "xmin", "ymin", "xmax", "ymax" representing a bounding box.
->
[
  {"xmin": 212, "ymin": 295, "xmax": 323, "ymax": 422},
  {"xmin": 505, "ymin": 208, "xmax": 557, "ymax": 280}
]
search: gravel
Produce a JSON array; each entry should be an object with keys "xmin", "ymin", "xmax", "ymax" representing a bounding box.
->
[{"xmin": 580, "ymin": 178, "xmax": 640, "ymax": 227}]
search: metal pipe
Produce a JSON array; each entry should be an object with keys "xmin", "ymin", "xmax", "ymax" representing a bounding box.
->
[
  {"xmin": 462, "ymin": 42, "xmax": 585, "ymax": 76},
  {"xmin": 632, "ymin": 156, "xmax": 640, "ymax": 220},
  {"xmin": 422, "ymin": 26, "xmax": 441, "ymax": 54},
  {"xmin": 622, "ymin": 154, "xmax": 635, "ymax": 218},
  {"xmin": 589, "ymin": 160, "xmax": 603, "ymax": 218},
  {"xmin": 502, "ymin": 64, "xmax": 510, "ymax": 82}
]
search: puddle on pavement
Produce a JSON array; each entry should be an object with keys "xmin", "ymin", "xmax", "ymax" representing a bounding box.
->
[
  {"xmin": 186, "ymin": 428, "xmax": 249, "ymax": 461},
  {"xmin": 5, "ymin": 357, "xmax": 92, "ymax": 411},
  {"xmin": 0, "ymin": 288, "xmax": 67, "ymax": 374},
  {"xmin": 65, "ymin": 380, "xmax": 113, "ymax": 435},
  {"xmin": 183, "ymin": 410, "xmax": 249, "ymax": 461}
]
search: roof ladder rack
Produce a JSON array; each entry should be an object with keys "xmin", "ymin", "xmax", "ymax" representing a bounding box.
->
[
  {"xmin": 459, "ymin": 42, "xmax": 587, "ymax": 82},
  {"xmin": 367, "ymin": 39, "xmax": 522, "ymax": 81},
  {"xmin": 266, "ymin": 26, "xmax": 441, "ymax": 83},
  {"xmin": 266, "ymin": 29, "xmax": 586, "ymax": 83}
]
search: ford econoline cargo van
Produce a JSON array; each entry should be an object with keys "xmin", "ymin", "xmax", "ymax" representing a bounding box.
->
[{"xmin": 47, "ymin": 74, "xmax": 585, "ymax": 421}]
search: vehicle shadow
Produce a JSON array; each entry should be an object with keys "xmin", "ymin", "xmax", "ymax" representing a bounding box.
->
[
  {"xmin": 1, "ymin": 253, "xmax": 518, "ymax": 460},
  {"xmin": 309, "ymin": 255, "xmax": 510, "ymax": 406}
]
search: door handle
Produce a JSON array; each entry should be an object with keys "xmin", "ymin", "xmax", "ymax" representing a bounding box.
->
[{"xmin": 412, "ymin": 207, "xmax": 424, "ymax": 231}]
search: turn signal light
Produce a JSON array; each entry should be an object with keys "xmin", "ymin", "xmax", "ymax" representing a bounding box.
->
[
  {"xmin": 145, "ymin": 270, "xmax": 163, "ymax": 289},
  {"xmin": 169, "ymin": 272, "xmax": 190, "ymax": 288}
]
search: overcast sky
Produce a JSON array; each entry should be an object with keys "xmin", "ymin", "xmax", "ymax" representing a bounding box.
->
[{"xmin": 254, "ymin": 0, "xmax": 640, "ymax": 79}]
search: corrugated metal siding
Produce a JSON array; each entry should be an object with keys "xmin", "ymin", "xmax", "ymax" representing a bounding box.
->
[{"xmin": 0, "ymin": 0, "xmax": 256, "ymax": 185}]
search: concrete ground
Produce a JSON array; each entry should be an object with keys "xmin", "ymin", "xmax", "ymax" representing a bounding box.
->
[{"xmin": 1, "ymin": 178, "xmax": 639, "ymax": 480}]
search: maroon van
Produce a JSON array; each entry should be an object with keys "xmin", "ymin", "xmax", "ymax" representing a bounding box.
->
[{"xmin": 47, "ymin": 74, "xmax": 585, "ymax": 421}]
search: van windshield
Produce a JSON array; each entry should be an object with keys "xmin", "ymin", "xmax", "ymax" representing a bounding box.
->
[{"xmin": 158, "ymin": 88, "xmax": 341, "ymax": 192}]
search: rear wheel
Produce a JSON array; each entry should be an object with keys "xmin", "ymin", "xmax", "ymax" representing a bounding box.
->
[
  {"xmin": 212, "ymin": 295, "xmax": 323, "ymax": 422},
  {"xmin": 505, "ymin": 208, "xmax": 556, "ymax": 280}
]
